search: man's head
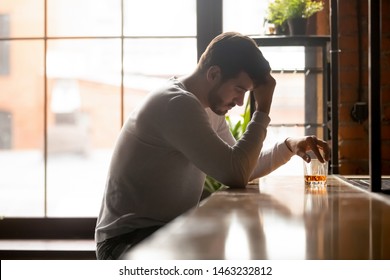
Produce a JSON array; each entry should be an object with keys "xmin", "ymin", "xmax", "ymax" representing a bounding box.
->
[
  {"xmin": 197, "ymin": 32, "xmax": 271, "ymax": 115},
  {"xmin": 197, "ymin": 32, "xmax": 271, "ymax": 87}
]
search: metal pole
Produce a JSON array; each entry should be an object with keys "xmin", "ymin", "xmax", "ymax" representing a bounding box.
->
[
  {"xmin": 330, "ymin": 0, "xmax": 340, "ymax": 174},
  {"xmin": 368, "ymin": 0, "xmax": 382, "ymax": 192}
]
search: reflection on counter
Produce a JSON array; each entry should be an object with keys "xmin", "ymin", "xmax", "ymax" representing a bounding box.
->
[
  {"xmin": 304, "ymin": 185, "xmax": 328, "ymax": 214},
  {"xmin": 224, "ymin": 212, "xmax": 251, "ymax": 259}
]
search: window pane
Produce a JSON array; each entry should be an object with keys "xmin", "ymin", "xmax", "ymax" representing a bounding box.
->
[
  {"xmin": 262, "ymin": 46, "xmax": 305, "ymax": 71},
  {"xmin": 123, "ymin": 38, "xmax": 197, "ymax": 116},
  {"xmin": 47, "ymin": 0, "xmax": 121, "ymax": 37},
  {"xmin": 270, "ymin": 73, "xmax": 305, "ymax": 125},
  {"xmin": 0, "ymin": 40, "xmax": 45, "ymax": 217},
  {"xmin": 0, "ymin": 0, "xmax": 44, "ymax": 38},
  {"xmin": 46, "ymin": 39, "xmax": 121, "ymax": 217},
  {"xmin": 124, "ymin": 0, "xmax": 196, "ymax": 36},
  {"xmin": 261, "ymin": 46, "xmax": 306, "ymax": 126},
  {"xmin": 223, "ymin": 0, "xmax": 267, "ymax": 35}
]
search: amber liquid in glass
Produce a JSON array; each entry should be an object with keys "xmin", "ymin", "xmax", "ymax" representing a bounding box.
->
[
  {"xmin": 305, "ymin": 175, "xmax": 327, "ymax": 188},
  {"xmin": 304, "ymin": 175, "xmax": 326, "ymax": 183}
]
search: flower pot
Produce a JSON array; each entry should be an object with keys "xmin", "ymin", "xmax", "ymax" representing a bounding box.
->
[{"xmin": 287, "ymin": 18, "xmax": 307, "ymax": 35}]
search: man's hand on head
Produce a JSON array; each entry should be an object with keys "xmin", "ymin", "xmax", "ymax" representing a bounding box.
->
[{"xmin": 253, "ymin": 73, "xmax": 276, "ymax": 115}]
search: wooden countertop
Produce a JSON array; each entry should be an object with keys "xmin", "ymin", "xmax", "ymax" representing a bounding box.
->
[{"xmin": 122, "ymin": 175, "xmax": 390, "ymax": 260}]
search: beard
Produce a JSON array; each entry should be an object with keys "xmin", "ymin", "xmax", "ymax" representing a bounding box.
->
[{"xmin": 208, "ymin": 83, "xmax": 235, "ymax": 116}]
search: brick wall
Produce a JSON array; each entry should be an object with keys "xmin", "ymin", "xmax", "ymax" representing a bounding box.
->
[{"xmin": 337, "ymin": 0, "xmax": 390, "ymax": 174}]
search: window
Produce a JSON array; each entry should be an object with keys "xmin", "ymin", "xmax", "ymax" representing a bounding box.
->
[
  {"xmin": 223, "ymin": 0, "xmax": 267, "ymax": 35},
  {"xmin": 0, "ymin": 0, "xmax": 196, "ymax": 218}
]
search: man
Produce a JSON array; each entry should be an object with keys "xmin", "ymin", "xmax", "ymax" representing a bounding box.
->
[{"xmin": 95, "ymin": 32, "xmax": 330, "ymax": 259}]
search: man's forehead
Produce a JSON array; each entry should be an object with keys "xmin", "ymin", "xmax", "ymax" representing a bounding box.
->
[{"xmin": 233, "ymin": 72, "xmax": 254, "ymax": 91}]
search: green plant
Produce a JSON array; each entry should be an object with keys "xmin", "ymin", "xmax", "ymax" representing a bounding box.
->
[
  {"xmin": 267, "ymin": 0, "xmax": 286, "ymax": 27},
  {"xmin": 225, "ymin": 96, "xmax": 251, "ymax": 140},
  {"xmin": 267, "ymin": 0, "xmax": 324, "ymax": 25},
  {"xmin": 285, "ymin": 0, "xmax": 324, "ymax": 19},
  {"xmin": 203, "ymin": 175, "xmax": 223, "ymax": 193},
  {"xmin": 203, "ymin": 98, "xmax": 252, "ymax": 194}
]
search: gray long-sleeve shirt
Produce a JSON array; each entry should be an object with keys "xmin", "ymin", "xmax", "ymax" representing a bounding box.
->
[{"xmin": 95, "ymin": 78, "xmax": 293, "ymax": 243}]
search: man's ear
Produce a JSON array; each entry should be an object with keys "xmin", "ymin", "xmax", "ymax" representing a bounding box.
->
[{"xmin": 206, "ymin": 66, "xmax": 221, "ymax": 83}]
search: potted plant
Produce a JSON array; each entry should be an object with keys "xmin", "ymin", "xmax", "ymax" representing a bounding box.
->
[
  {"xmin": 266, "ymin": 0, "xmax": 288, "ymax": 35},
  {"xmin": 267, "ymin": 0, "xmax": 324, "ymax": 35}
]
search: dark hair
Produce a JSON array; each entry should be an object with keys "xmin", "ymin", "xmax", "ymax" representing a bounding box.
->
[{"xmin": 197, "ymin": 32, "xmax": 271, "ymax": 87}]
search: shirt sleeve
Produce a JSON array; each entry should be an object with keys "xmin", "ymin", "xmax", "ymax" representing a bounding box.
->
[
  {"xmin": 162, "ymin": 94, "xmax": 270, "ymax": 188},
  {"xmin": 210, "ymin": 111, "xmax": 236, "ymax": 146},
  {"xmin": 212, "ymin": 110, "xmax": 295, "ymax": 180},
  {"xmin": 249, "ymin": 141, "xmax": 295, "ymax": 180}
]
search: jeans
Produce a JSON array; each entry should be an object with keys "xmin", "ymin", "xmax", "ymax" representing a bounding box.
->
[{"xmin": 96, "ymin": 226, "xmax": 161, "ymax": 260}]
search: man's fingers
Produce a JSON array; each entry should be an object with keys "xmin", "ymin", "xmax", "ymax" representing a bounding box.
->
[
  {"xmin": 305, "ymin": 136, "xmax": 329, "ymax": 163},
  {"xmin": 297, "ymin": 150, "xmax": 311, "ymax": 162},
  {"xmin": 317, "ymin": 139, "xmax": 331, "ymax": 161}
]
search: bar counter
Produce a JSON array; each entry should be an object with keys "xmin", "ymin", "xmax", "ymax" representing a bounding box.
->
[{"xmin": 122, "ymin": 175, "xmax": 390, "ymax": 260}]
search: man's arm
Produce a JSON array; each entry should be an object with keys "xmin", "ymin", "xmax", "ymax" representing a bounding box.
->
[{"xmin": 162, "ymin": 95, "xmax": 270, "ymax": 188}]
